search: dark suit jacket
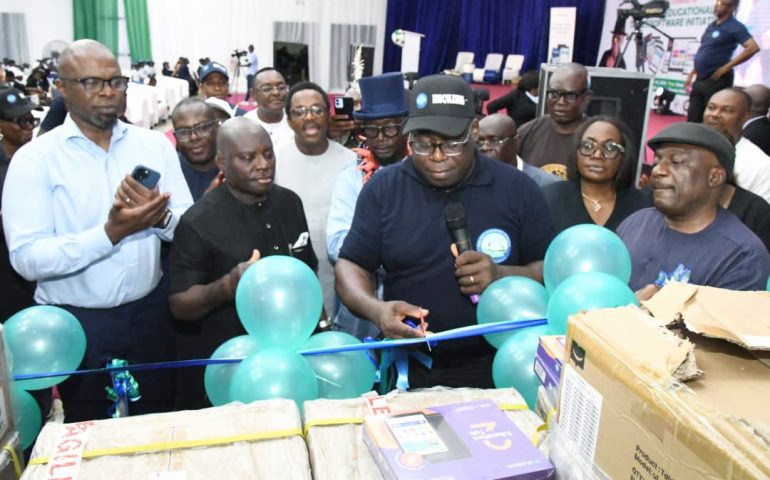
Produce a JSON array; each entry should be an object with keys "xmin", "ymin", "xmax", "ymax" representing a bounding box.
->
[
  {"xmin": 486, "ymin": 89, "xmax": 537, "ymax": 128},
  {"xmin": 744, "ymin": 116, "xmax": 770, "ymax": 157}
]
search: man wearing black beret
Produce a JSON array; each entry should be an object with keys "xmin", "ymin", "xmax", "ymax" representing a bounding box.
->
[{"xmin": 617, "ymin": 122, "xmax": 770, "ymax": 300}]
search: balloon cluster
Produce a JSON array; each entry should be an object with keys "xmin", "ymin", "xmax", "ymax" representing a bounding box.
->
[
  {"xmin": 4, "ymin": 306, "xmax": 87, "ymax": 449},
  {"xmin": 478, "ymin": 225, "xmax": 637, "ymax": 408},
  {"xmin": 205, "ymin": 256, "xmax": 376, "ymax": 408}
]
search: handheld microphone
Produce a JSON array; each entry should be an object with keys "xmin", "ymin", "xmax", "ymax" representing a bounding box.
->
[{"xmin": 444, "ymin": 202, "xmax": 480, "ymax": 304}]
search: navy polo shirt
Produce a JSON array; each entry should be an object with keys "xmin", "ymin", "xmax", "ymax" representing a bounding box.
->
[
  {"xmin": 339, "ymin": 153, "xmax": 554, "ymax": 363},
  {"xmin": 693, "ymin": 16, "xmax": 751, "ymax": 79}
]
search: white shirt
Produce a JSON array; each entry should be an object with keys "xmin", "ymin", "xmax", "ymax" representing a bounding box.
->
[
  {"xmin": 243, "ymin": 110, "xmax": 294, "ymax": 151},
  {"xmin": 2, "ymin": 116, "xmax": 194, "ymax": 307},
  {"xmin": 735, "ymin": 137, "xmax": 770, "ymax": 203},
  {"xmin": 275, "ymin": 140, "xmax": 356, "ymax": 315}
]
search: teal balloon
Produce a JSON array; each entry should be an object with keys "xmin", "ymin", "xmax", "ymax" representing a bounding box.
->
[
  {"xmin": 10, "ymin": 383, "xmax": 42, "ymax": 450},
  {"xmin": 547, "ymin": 271, "xmax": 638, "ymax": 335},
  {"xmin": 302, "ymin": 332, "xmax": 376, "ymax": 399},
  {"xmin": 477, "ymin": 277, "xmax": 549, "ymax": 348},
  {"xmin": 204, "ymin": 336, "xmax": 260, "ymax": 406},
  {"xmin": 766, "ymin": 275, "xmax": 770, "ymax": 291},
  {"xmin": 4, "ymin": 306, "xmax": 86, "ymax": 390},
  {"xmin": 543, "ymin": 224, "xmax": 632, "ymax": 293},
  {"xmin": 492, "ymin": 325, "xmax": 550, "ymax": 409},
  {"xmin": 229, "ymin": 349, "xmax": 318, "ymax": 408},
  {"xmin": 235, "ymin": 256, "xmax": 322, "ymax": 350}
]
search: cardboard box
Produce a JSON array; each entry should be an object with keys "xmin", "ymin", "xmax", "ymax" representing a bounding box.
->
[
  {"xmin": 533, "ymin": 336, "xmax": 565, "ymax": 406},
  {"xmin": 557, "ymin": 293, "xmax": 770, "ymax": 480},
  {"xmin": 363, "ymin": 400, "xmax": 554, "ymax": 480},
  {"xmin": 22, "ymin": 400, "xmax": 312, "ymax": 479},
  {"xmin": 0, "ymin": 326, "xmax": 15, "ymax": 443},
  {"xmin": 304, "ymin": 387, "xmax": 546, "ymax": 480}
]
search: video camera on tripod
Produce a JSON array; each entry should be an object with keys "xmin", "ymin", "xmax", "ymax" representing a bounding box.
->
[
  {"xmin": 231, "ymin": 49, "xmax": 247, "ymax": 58},
  {"xmin": 617, "ymin": 0, "xmax": 669, "ymax": 23}
]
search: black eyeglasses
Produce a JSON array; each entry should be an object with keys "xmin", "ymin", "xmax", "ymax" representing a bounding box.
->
[
  {"xmin": 409, "ymin": 130, "xmax": 472, "ymax": 157},
  {"xmin": 12, "ymin": 115, "xmax": 40, "ymax": 129},
  {"xmin": 257, "ymin": 84, "xmax": 289, "ymax": 94},
  {"xmin": 578, "ymin": 139, "xmax": 625, "ymax": 159},
  {"xmin": 360, "ymin": 121, "xmax": 406, "ymax": 139},
  {"xmin": 289, "ymin": 104, "xmax": 327, "ymax": 119},
  {"xmin": 173, "ymin": 120, "xmax": 219, "ymax": 141},
  {"xmin": 60, "ymin": 76, "xmax": 130, "ymax": 93},
  {"xmin": 477, "ymin": 135, "xmax": 516, "ymax": 147},
  {"xmin": 546, "ymin": 89, "xmax": 587, "ymax": 104}
]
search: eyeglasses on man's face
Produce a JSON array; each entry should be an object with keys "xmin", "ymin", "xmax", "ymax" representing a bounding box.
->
[
  {"xmin": 409, "ymin": 130, "xmax": 472, "ymax": 157},
  {"xmin": 360, "ymin": 121, "xmax": 406, "ymax": 139},
  {"xmin": 173, "ymin": 120, "xmax": 219, "ymax": 141},
  {"xmin": 476, "ymin": 135, "xmax": 516, "ymax": 148},
  {"xmin": 60, "ymin": 76, "xmax": 130, "ymax": 94},
  {"xmin": 289, "ymin": 104, "xmax": 327, "ymax": 119},
  {"xmin": 546, "ymin": 89, "xmax": 587, "ymax": 104},
  {"xmin": 257, "ymin": 84, "xmax": 289, "ymax": 95}
]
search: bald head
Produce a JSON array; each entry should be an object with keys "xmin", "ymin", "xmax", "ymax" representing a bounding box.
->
[
  {"xmin": 56, "ymin": 39, "xmax": 125, "ymax": 133},
  {"xmin": 744, "ymin": 84, "xmax": 770, "ymax": 117},
  {"xmin": 478, "ymin": 113, "xmax": 518, "ymax": 163},
  {"xmin": 217, "ymin": 117, "xmax": 271, "ymax": 153},
  {"xmin": 549, "ymin": 63, "xmax": 589, "ymax": 91},
  {"xmin": 216, "ymin": 117, "xmax": 276, "ymax": 203},
  {"xmin": 58, "ymin": 39, "xmax": 117, "ymax": 77}
]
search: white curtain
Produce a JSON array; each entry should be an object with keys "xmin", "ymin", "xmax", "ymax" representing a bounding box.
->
[
  {"xmin": 0, "ymin": 0, "xmax": 73, "ymax": 66},
  {"xmin": 328, "ymin": 24, "xmax": 376, "ymax": 92},
  {"xmin": 145, "ymin": 0, "xmax": 387, "ymax": 91},
  {"xmin": 0, "ymin": 13, "xmax": 29, "ymax": 63}
]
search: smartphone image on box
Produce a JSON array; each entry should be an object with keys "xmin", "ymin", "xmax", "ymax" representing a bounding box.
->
[
  {"xmin": 385, "ymin": 413, "xmax": 471, "ymax": 463},
  {"xmin": 131, "ymin": 165, "xmax": 161, "ymax": 190},
  {"xmin": 334, "ymin": 96, "xmax": 355, "ymax": 117}
]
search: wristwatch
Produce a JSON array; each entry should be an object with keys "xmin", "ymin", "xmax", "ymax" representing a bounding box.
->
[{"xmin": 154, "ymin": 209, "xmax": 172, "ymax": 229}]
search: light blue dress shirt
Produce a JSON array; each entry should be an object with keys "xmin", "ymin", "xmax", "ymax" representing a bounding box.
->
[{"xmin": 2, "ymin": 115, "xmax": 194, "ymax": 308}]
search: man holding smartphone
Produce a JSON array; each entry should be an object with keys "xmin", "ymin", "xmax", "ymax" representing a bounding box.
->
[
  {"xmin": 326, "ymin": 72, "xmax": 410, "ymax": 339},
  {"xmin": 2, "ymin": 39, "xmax": 193, "ymax": 421}
]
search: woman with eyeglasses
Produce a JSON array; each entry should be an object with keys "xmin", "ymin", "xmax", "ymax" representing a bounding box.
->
[
  {"xmin": 541, "ymin": 116, "xmax": 651, "ymax": 233},
  {"xmin": 0, "ymin": 88, "xmax": 41, "ymax": 163}
]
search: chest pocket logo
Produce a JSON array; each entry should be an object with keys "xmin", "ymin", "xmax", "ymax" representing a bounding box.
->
[
  {"xmin": 712, "ymin": 30, "xmax": 720, "ymax": 39},
  {"xmin": 476, "ymin": 228, "xmax": 511, "ymax": 264}
]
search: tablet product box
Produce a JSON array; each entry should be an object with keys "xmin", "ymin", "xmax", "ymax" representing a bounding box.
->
[
  {"xmin": 532, "ymin": 335, "xmax": 565, "ymax": 405},
  {"xmin": 363, "ymin": 400, "xmax": 554, "ymax": 480},
  {"xmin": 304, "ymin": 387, "xmax": 546, "ymax": 480},
  {"xmin": 21, "ymin": 400, "xmax": 312, "ymax": 480},
  {"xmin": 557, "ymin": 285, "xmax": 770, "ymax": 480}
]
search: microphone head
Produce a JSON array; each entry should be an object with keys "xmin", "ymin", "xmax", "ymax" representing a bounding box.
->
[{"xmin": 445, "ymin": 202, "xmax": 466, "ymax": 230}]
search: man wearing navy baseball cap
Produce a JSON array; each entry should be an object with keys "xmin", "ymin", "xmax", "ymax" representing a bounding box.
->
[
  {"xmin": 336, "ymin": 74, "xmax": 554, "ymax": 389},
  {"xmin": 198, "ymin": 62, "xmax": 230, "ymax": 102}
]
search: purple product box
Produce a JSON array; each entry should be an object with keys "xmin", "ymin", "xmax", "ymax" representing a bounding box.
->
[
  {"xmin": 363, "ymin": 400, "xmax": 554, "ymax": 480},
  {"xmin": 533, "ymin": 336, "xmax": 565, "ymax": 406}
]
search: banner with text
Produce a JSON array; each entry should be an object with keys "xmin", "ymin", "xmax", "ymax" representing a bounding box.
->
[{"xmin": 596, "ymin": 0, "xmax": 770, "ymax": 115}]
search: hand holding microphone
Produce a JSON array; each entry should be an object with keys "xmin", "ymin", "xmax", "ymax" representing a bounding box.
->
[{"xmin": 445, "ymin": 202, "xmax": 498, "ymax": 304}]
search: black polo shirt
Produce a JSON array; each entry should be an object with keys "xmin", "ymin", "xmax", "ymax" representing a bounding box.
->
[
  {"xmin": 170, "ymin": 184, "xmax": 317, "ymax": 408},
  {"xmin": 340, "ymin": 153, "xmax": 554, "ymax": 367}
]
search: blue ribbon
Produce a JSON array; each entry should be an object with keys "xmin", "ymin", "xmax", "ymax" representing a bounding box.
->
[{"xmin": 12, "ymin": 318, "xmax": 547, "ymax": 382}]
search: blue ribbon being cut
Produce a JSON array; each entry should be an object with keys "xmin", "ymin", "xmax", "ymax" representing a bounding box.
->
[{"xmin": 13, "ymin": 318, "xmax": 547, "ymax": 384}]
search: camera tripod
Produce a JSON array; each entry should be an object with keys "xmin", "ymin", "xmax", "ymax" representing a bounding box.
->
[{"xmin": 620, "ymin": 19, "xmax": 673, "ymax": 72}]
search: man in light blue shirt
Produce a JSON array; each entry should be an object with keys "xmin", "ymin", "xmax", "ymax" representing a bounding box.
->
[
  {"xmin": 327, "ymin": 72, "xmax": 409, "ymax": 339},
  {"xmin": 244, "ymin": 45, "xmax": 259, "ymax": 102},
  {"xmin": 2, "ymin": 39, "xmax": 193, "ymax": 421}
]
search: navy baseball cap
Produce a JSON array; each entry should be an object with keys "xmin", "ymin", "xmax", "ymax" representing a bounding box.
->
[
  {"xmin": 200, "ymin": 62, "xmax": 229, "ymax": 82},
  {"xmin": 0, "ymin": 88, "xmax": 41, "ymax": 121},
  {"xmin": 403, "ymin": 74, "xmax": 475, "ymax": 137}
]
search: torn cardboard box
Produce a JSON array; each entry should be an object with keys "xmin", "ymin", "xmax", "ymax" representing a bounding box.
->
[
  {"xmin": 643, "ymin": 282, "xmax": 770, "ymax": 351},
  {"xmin": 558, "ymin": 304, "xmax": 770, "ymax": 480},
  {"xmin": 22, "ymin": 400, "xmax": 311, "ymax": 480},
  {"xmin": 304, "ymin": 387, "xmax": 545, "ymax": 480}
]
